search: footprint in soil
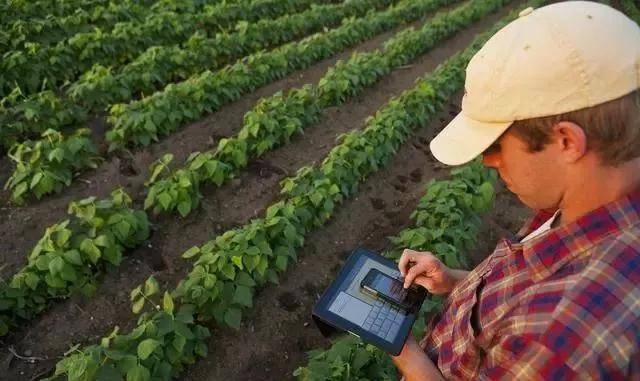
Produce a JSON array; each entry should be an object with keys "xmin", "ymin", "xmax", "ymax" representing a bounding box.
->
[
  {"xmin": 393, "ymin": 183, "xmax": 407, "ymax": 193},
  {"xmin": 248, "ymin": 159, "xmax": 287, "ymax": 179},
  {"xmin": 136, "ymin": 245, "xmax": 167, "ymax": 271},
  {"xmin": 118, "ymin": 156, "xmax": 139, "ymax": 177},
  {"xmin": 208, "ymin": 134, "xmax": 227, "ymax": 148},
  {"xmin": 302, "ymin": 282, "xmax": 318, "ymax": 299},
  {"xmin": 370, "ymin": 197, "xmax": 386, "ymax": 210},
  {"xmin": 409, "ymin": 168, "xmax": 423, "ymax": 183},
  {"xmin": 384, "ymin": 210, "xmax": 400, "ymax": 223},
  {"xmin": 277, "ymin": 291, "xmax": 301, "ymax": 312},
  {"xmin": 396, "ymin": 175, "xmax": 409, "ymax": 184}
]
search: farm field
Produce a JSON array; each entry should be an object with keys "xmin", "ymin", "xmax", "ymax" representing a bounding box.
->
[{"xmin": 0, "ymin": 0, "xmax": 634, "ymax": 380}]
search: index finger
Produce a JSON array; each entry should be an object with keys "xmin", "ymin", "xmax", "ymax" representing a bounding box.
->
[{"xmin": 398, "ymin": 249, "xmax": 417, "ymax": 276}]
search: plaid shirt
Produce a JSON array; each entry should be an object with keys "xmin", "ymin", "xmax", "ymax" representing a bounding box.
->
[{"xmin": 419, "ymin": 190, "xmax": 640, "ymax": 380}]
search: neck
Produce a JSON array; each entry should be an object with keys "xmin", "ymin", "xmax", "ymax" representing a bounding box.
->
[{"xmin": 557, "ymin": 158, "xmax": 640, "ymax": 226}]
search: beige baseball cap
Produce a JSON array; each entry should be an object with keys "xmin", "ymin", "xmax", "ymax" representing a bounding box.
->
[{"xmin": 430, "ymin": 1, "xmax": 640, "ymax": 166}]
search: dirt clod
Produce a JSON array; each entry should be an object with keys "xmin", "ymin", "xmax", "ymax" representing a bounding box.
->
[
  {"xmin": 370, "ymin": 197, "xmax": 386, "ymax": 210},
  {"xmin": 302, "ymin": 282, "xmax": 317, "ymax": 298},
  {"xmin": 277, "ymin": 291, "xmax": 301, "ymax": 312},
  {"xmin": 118, "ymin": 158, "xmax": 139, "ymax": 177},
  {"xmin": 393, "ymin": 183, "xmax": 407, "ymax": 192},
  {"xmin": 409, "ymin": 168, "xmax": 423, "ymax": 182},
  {"xmin": 248, "ymin": 160, "xmax": 286, "ymax": 179}
]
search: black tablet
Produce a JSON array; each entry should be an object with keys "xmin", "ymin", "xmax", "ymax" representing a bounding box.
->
[{"xmin": 312, "ymin": 248, "xmax": 426, "ymax": 356}]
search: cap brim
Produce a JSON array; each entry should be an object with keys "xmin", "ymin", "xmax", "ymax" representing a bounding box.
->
[{"xmin": 430, "ymin": 112, "xmax": 513, "ymax": 166}]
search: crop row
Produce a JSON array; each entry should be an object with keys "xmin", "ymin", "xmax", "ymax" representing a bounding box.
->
[
  {"xmin": 144, "ymin": 0, "xmax": 510, "ymax": 217},
  {"xmin": 0, "ymin": 0, "xmax": 373, "ymax": 145},
  {"xmin": 0, "ymin": 0, "xmax": 153, "ymax": 51},
  {"xmin": 3, "ymin": 128, "xmax": 101, "ymax": 205},
  {"xmin": 105, "ymin": 0, "xmax": 439, "ymax": 150},
  {"xmin": 68, "ymin": 0, "xmax": 357, "ymax": 111},
  {"xmin": 0, "ymin": 0, "xmax": 111, "ymax": 24},
  {"xmin": 0, "ymin": 91, "xmax": 89, "ymax": 152},
  {"xmin": 0, "ymin": 0, "xmax": 226, "ymax": 28},
  {"xmin": 1, "ymin": 0, "xmax": 423, "ymax": 205},
  {"xmin": 0, "ymin": 0, "xmax": 307, "ymax": 97},
  {"xmin": 0, "ymin": 189, "xmax": 149, "ymax": 337},
  {"xmin": 293, "ymin": 158, "xmax": 496, "ymax": 380},
  {"xmin": 0, "ymin": 0, "xmax": 223, "ymax": 48},
  {"xmin": 46, "ymin": 6, "xmax": 510, "ymax": 378}
]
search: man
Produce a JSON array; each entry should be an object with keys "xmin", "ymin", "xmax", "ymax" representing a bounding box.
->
[{"xmin": 391, "ymin": 1, "xmax": 640, "ymax": 380}]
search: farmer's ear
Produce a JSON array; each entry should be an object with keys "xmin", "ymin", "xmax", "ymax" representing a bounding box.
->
[{"xmin": 551, "ymin": 121, "xmax": 587, "ymax": 164}]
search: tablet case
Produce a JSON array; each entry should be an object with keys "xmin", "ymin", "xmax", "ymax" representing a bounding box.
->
[{"xmin": 312, "ymin": 247, "xmax": 426, "ymax": 356}]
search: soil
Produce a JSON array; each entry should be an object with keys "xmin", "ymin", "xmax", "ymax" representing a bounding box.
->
[{"xmin": 0, "ymin": 1, "xmax": 547, "ymax": 379}]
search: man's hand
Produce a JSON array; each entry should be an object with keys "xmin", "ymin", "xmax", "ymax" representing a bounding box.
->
[{"xmin": 398, "ymin": 249, "xmax": 468, "ymax": 294}]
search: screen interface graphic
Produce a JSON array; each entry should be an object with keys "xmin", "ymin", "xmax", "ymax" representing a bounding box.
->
[{"xmin": 326, "ymin": 255, "xmax": 407, "ymax": 342}]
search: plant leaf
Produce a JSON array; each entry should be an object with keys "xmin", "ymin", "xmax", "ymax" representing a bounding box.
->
[{"xmin": 137, "ymin": 339, "xmax": 160, "ymax": 361}]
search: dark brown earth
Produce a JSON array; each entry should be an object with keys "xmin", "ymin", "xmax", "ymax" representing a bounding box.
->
[{"xmin": 0, "ymin": 0, "xmax": 555, "ymax": 379}]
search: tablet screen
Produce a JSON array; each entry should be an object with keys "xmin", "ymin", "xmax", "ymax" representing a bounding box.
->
[{"xmin": 326, "ymin": 255, "xmax": 407, "ymax": 343}]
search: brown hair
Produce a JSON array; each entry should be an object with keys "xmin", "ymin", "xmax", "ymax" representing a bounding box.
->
[{"xmin": 509, "ymin": 89, "xmax": 640, "ymax": 167}]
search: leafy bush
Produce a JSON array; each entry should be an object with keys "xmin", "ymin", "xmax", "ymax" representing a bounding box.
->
[
  {"xmin": 4, "ymin": 128, "xmax": 100, "ymax": 204},
  {"xmin": 0, "ymin": 89, "xmax": 87, "ymax": 150},
  {"xmin": 0, "ymin": 188, "xmax": 149, "ymax": 336}
]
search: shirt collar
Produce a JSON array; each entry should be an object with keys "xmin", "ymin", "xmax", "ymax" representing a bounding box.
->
[{"xmin": 502, "ymin": 190, "xmax": 640, "ymax": 282}]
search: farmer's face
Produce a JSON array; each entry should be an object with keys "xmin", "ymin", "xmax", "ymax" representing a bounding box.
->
[{"xmin": 482, "ymin": 127, "xmax": 565, "ymax": 210}]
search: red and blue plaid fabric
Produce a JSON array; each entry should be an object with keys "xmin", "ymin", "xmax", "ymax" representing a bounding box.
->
[{"xmin": 419, "ymin": 190, "xmax": 640, "ymax": 380}]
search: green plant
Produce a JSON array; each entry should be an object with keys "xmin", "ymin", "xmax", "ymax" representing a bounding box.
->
[
  {"xmin": 621, "ymin": 0, "xmax": 640, "ymax": 24},
  {"xmin": 4, "ymin": 128, "xmax": 100, "ymax": 204},
  {"xmin": 48, "ymin": 304, "xmax": 210, "ymax": 381},
  {"xmin": 294, "ymin": 335, "xmax": 398, "ymax": 380},
  {"xmin": 0, "ymin": 89, "xmax": 87, "ymax": 150},
  {"xmin": 0, "ymin": 188, "xmax": 149, "ymax": 336},
  {"xmin": 144, "ymin": 152, "xmax": 233, "ymax": 216},
  {"xmin": 0, "ymin": 0, "xmax": 152, "ymax": 52},
  {"xmin": 1, "ymin": 0, "xmax": 111, "ymax": 24}
]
